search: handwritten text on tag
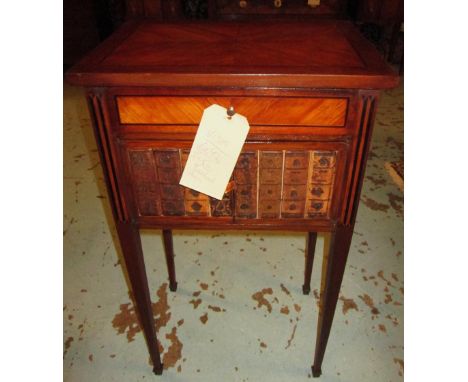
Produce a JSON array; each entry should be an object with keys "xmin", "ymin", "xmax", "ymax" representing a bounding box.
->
[{"xmin": 179, "ymin": 104, "xmax": 250, "ymax": 200}]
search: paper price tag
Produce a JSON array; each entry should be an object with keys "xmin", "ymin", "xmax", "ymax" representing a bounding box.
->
[{"xmin": 179, "ymin": 104, "xmax": 250, "ymax": 200}]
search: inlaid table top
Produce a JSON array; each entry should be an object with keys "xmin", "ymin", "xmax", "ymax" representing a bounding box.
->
[{"xmin": 66, "ymin": 20, "xmax": 398, "ymax": 89}]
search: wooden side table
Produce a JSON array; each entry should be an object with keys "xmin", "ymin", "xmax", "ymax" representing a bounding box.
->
[{"xmin": 66, "ymin": 20, "xmax": 398, "ymax": 377}]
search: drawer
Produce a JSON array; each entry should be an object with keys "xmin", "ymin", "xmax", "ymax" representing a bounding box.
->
[
  {"xmin": 309, "ymin": 184, "xmax": 332, "ymax": 200},
  {"xmin": 313, "ymin": 151, "xmax": 336, "ymax": 168},
  {"xmin": 258, "ymin": 200, "xmax": 280, "ymax": 218},
  {"xmin": 236, "ymin": 152, "xmax": 258, "ymax": 169},
  {"xmin": 285, "ymin": 151, "xmax": 309, "ymax": 169},
  {"xmin": 157, "ymin": 166, "xmax": 181, "ymax": 184},
  {"xmin": 311, "ymin": 168, "xmax": 334, "ymax": 185},
  {"xmin": 159, "ymin": 184, "xmax": 184, "ymax": 200},
  {"xmin": 260, "ymin": 151, "xmax": 283, "ymax": 169},
  {"xmin": 154, "ymin": 150, "xmax": 180, "ymax": 168},
  {"xmin": 307, "ymin": 200, "xmax": 329, "ymax": 217},
  {"xmin": 282, "ymin": 200, "xmax": 306, "ymax": 218},
  {"xmin": 124, "ymin": 141, "xmax": 347, "ymax": 222},
  {"xmin": 233, "ymin": 167, "xmax": 257, "ymax": 184},
  {"xmin": 283, "ymin": 169, "xmax": 308, "ymax": 185},
  {"xmin": 282, "ymin": 184, "xmax": 307, "ymax": 200},
  {"xmin": 185, "ymin": 200, "xmax": 210, "ymax": 216},
  {"xmin": 161, "ymin": 200, "xmax": 185, "ymax": 216},
  {"xmin": 259, "ymin": 184, "xmax": 282, "ymax": 200},
  {"xmin": 235, "ymin": 197, "xmax": 257, "ymax": 218},
  {"xmin": 117, "ymin": 96, "xmax": 348, "ymax": 127}
]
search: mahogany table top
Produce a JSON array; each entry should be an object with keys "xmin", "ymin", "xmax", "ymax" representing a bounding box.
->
[{"xmin": 66, "ymin": 20, "xmax": 398, "ymax": 89}]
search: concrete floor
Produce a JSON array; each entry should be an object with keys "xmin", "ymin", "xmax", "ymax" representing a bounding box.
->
[{"xmin": 64, "ymin": 81, "xmax": 403, "ymax": 381}]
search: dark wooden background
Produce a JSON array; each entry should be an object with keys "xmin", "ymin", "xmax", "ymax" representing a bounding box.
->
[{"xmin": 64, "ymin": 0, "xmax": 403, "ymax": 69}]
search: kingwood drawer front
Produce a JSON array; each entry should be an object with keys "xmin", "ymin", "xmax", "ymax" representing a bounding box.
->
[
  {"xmin": 116, "ymin": 96, "xmax": 348, "ymax": 127},
  {"xmin": 121, "ymin": 141, "xmax": 349, "ymax": 224}
]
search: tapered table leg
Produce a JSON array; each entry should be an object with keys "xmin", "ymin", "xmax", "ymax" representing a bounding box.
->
[
  {"xmin": 116, "ymin": 221, "xmax": 163, "ymax": 375},
  {"xmin": 162, "ymin": 229, "xmax": 177, "ymax": 292},
  {"xmin": 312, "ymin": 224, "xmax": 354, "ymax": 378},
  {"xmin": 302, "ymin": 232, "xmax": 318, "ymax": 295}
]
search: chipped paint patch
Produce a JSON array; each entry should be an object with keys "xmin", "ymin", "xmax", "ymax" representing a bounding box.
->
[
  {"xmin": 252, "ymin": 288, "xmax": 273, "ymax": 313},
  {"xmin": 361, "ymin": 196, "xmax": 390, "ymax": 212},
  {"xmin": 285, "ymin": 323, "xmax": 298, "ymax": 349},
  {"xmin": 378, "ymin": 324, "xmax": 387, "ymax": 333},
  {"xmin": 112, "ymin": 283, "xmax": 171, "ymax": 342},
  {"xmin": 366, "ymin": 175, "xmax": 387, "ymax": 186},
  {"xmin": 377, "ymin": 270, "xmax": 393, "ymax": 287},
  {"xmin": 112, "ymin": 303, "xmax": 141, "ymax": 342},
  {"xmin": 63, "ymin": 337, "xmax": 74, "ymax": 357},
  {"xmin": 387, "ymin": 192, "xmax": 404, "ymax": 214},
  {"xmin": 189, "ymin": 299, "xmax": 202, "ymax": 309},
  {"xmin": 152, "ymin": 283, "xmax": 171, "ymax": 328},
  {"xmin": 163, "ymin": 327, "xmax": 183, "ymax": 369},
  {"xmin": 208, "ymin": 305, "xmax": 225, "ymax": 313},
  {"xmin": 339, "ymin": 296, "xmax": 358, "ymax": 314},
  {"xmin": 200, "ymin": 313, "xmax": 208, "ymax": 324},
  {"xmin": 386, "ymin": 314, "xmax": 399, "ymax": 327},
  {"xmin": 393, "ymin": 358, "xmax": 404, "ymax": 376},
  {"xmin": 359, "ymin": 294, "xmax": 380, "ymax": 315},
  {"xmin": 280, "ymin": 283, "xmax": 291, "ymax": 296}
]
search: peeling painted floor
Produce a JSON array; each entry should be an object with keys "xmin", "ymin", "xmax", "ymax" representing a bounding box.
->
[{"xmin": 64, "ymin": 79, "xmax": 403, "ymax": 381}]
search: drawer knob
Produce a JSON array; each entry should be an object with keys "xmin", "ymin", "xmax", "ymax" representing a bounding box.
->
[{"xmin": 227, "ymin": 106, "xmax": 236, "ymax": 119}]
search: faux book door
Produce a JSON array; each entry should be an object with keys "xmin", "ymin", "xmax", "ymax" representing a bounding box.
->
[{"xmin": 121, "ymin": 141, "xmax": 350, "ymax": 224}]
